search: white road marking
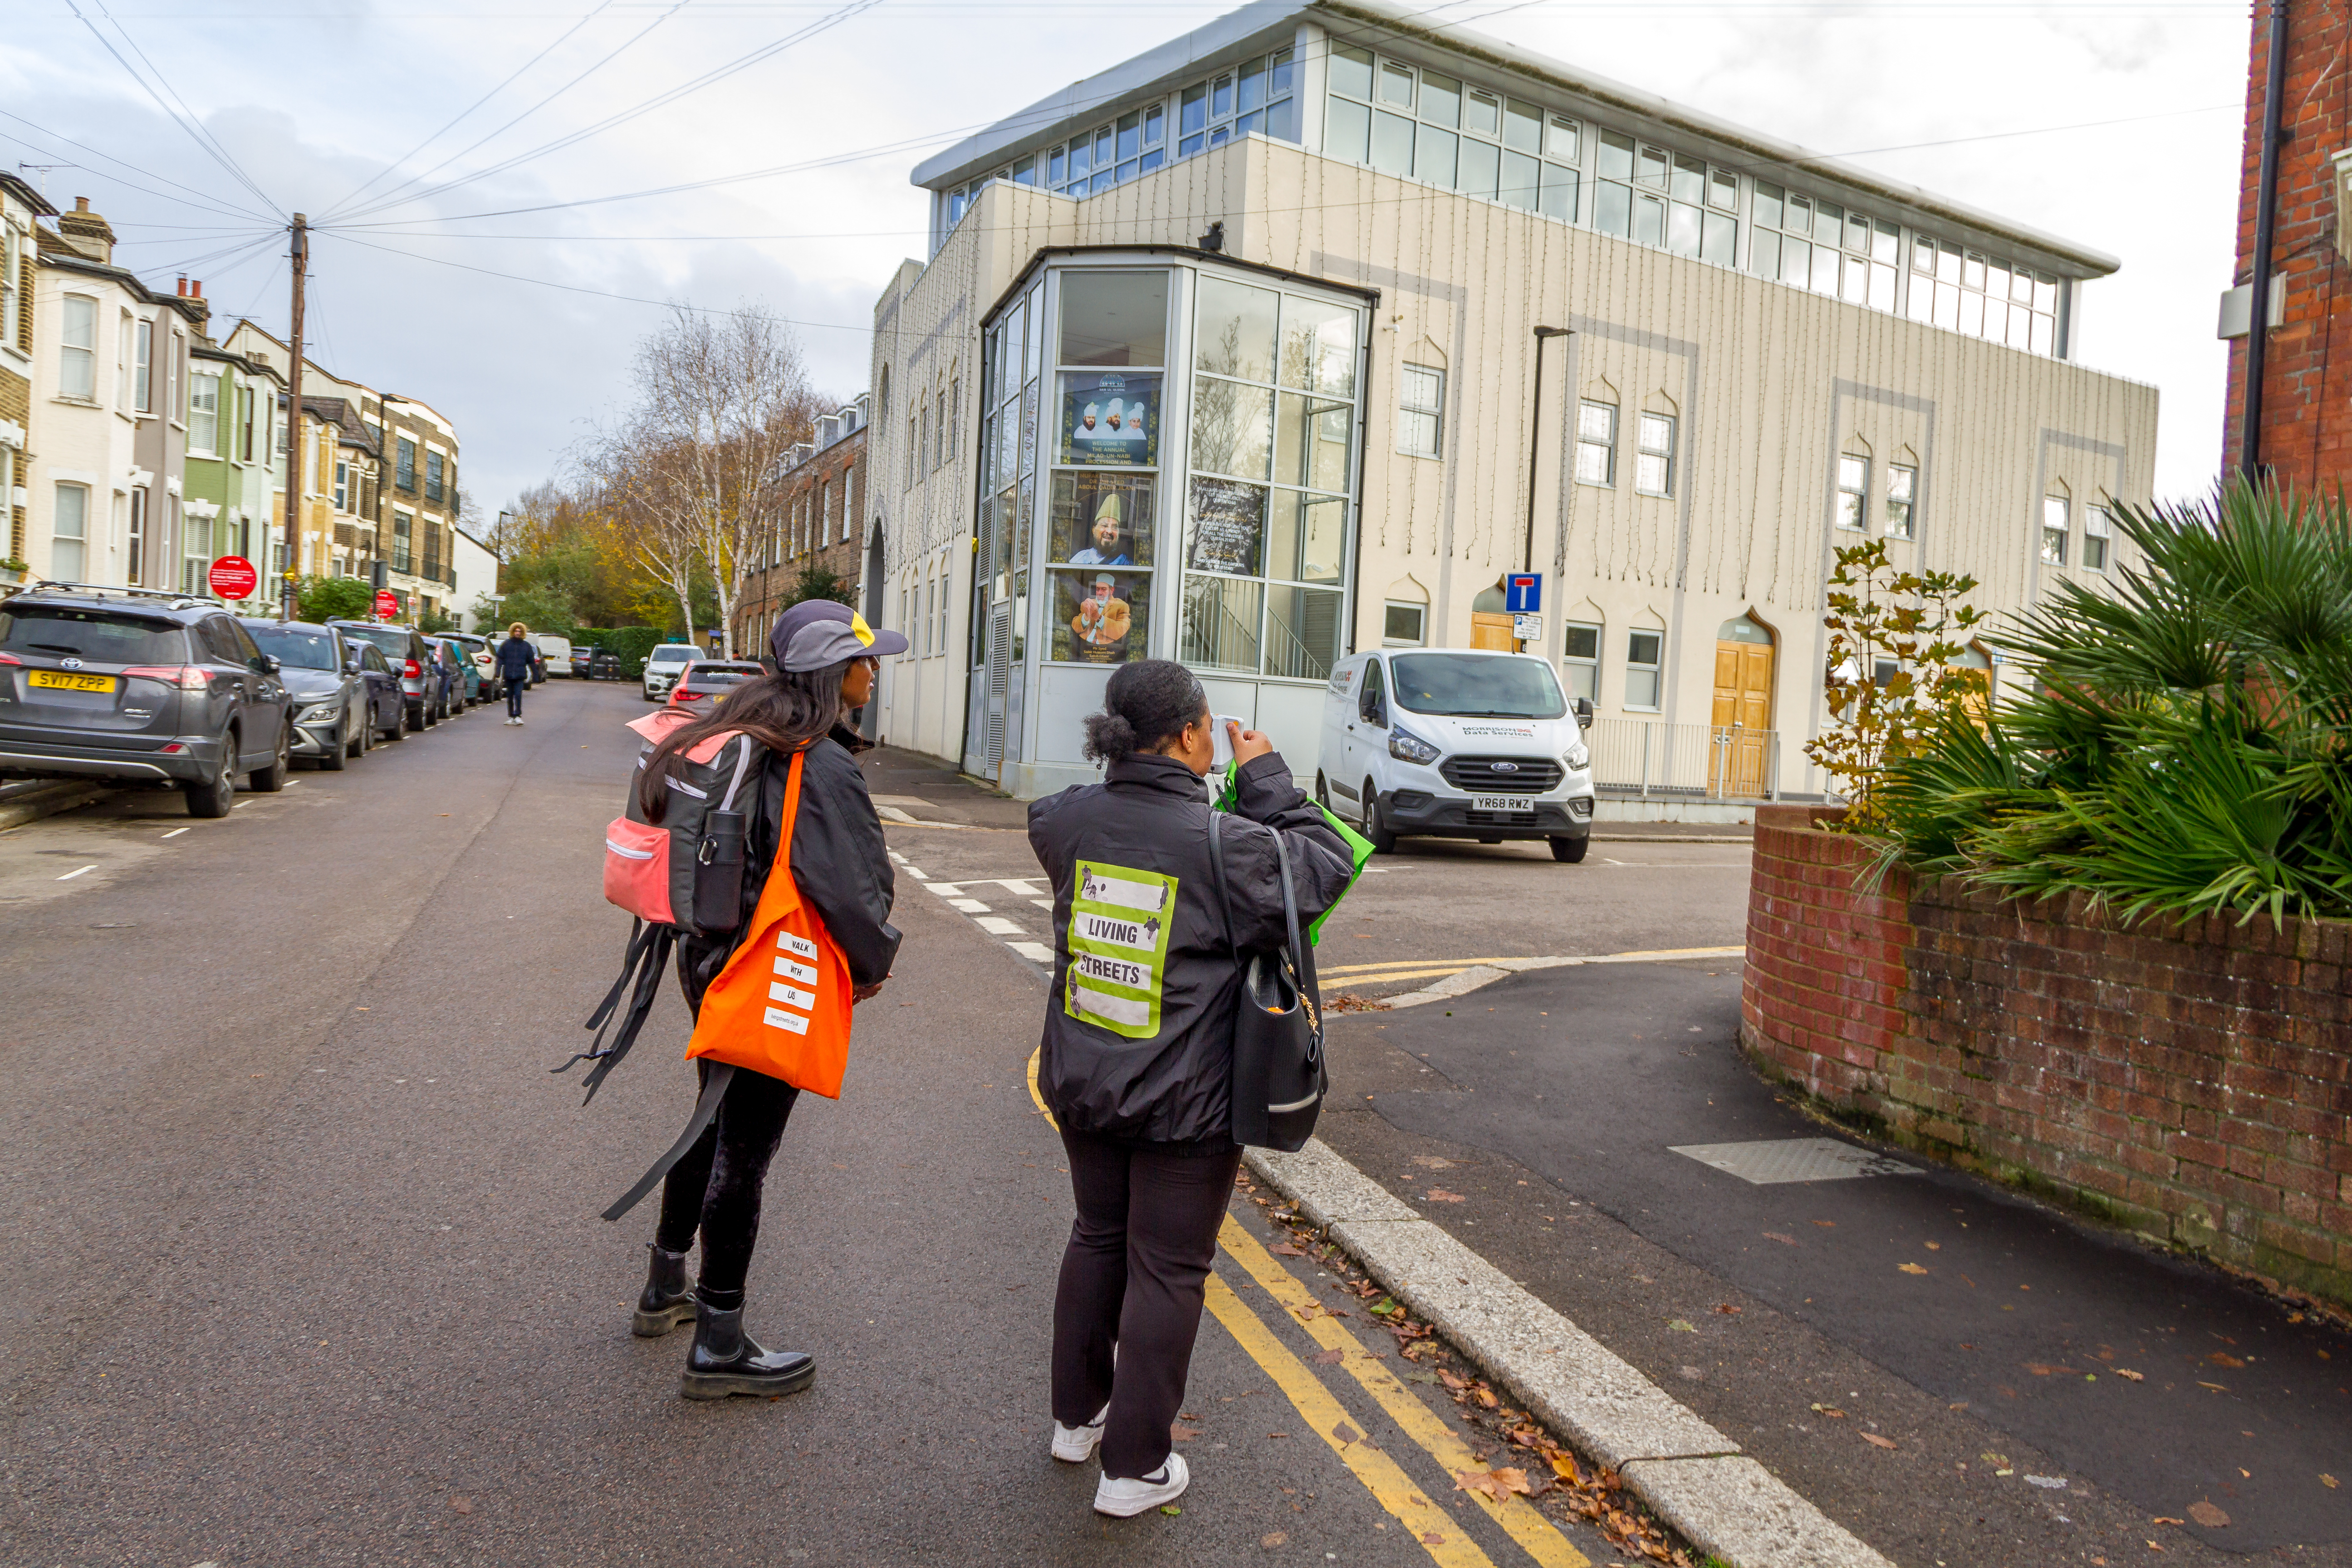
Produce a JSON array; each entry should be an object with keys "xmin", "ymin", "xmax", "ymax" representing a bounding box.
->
[
  {"xmin": 56, "ymin": 864, "xmax": 98, "ymax": 881},
  {"xmin": 949, "ymin": 898, "xmax": 991, "ymax": 913},
  {"xmin": 921, "ymin": 882, "xmax": 965, "ymax": 897},
  {"xmin": 990, "ymin": 877, "xmax": 1044, "ymax": 896},
  {"xmin": 1029, "ymin": 898, "xmax": 1053, "ymax": 910},
  {"xmin": 161, "ymin": 827, "xmax": 190, "ymax": 839},
  {"xmin": 1008, "ymin": 941, "xmax": 1054, "ymax": 963},
  {"xmin": 232, "ymin": 801, "xmax": 251, "ymax": 809},
  {"xmin": 906, "ymin": 866, "xmax": 927, "ymax": 879},
  {"xmin": 975, "ymin": 916, "xmax": 1026, "ymax": 936}
]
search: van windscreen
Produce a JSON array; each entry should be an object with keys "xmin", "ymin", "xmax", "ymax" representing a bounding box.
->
[{"xmin": 1389, "ymin": 653, "xmax": 1566, "ymax": 720}]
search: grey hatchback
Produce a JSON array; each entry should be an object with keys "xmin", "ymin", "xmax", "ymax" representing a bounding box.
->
[{"xmin": 0, "ymin": 585, "xmax": 294, "ymax": 817}]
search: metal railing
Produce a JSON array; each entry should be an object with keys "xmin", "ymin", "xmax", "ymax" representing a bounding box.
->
[{"xmin": 1589, "ymin": 718, "xmax": 1781, "ymax": 801}]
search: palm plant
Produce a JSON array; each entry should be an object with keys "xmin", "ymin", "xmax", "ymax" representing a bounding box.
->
[{"xmin": 1876, "ymin": 481, "xmax": 2352, "ymax": 926}]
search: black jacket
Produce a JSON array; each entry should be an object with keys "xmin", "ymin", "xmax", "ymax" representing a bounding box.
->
[
  {"xmin": 495, "ymin": 635, "xmax": 536, "ymax": 679},
  {"xmin": 1028, "ymin": 751, "xmax": 1352, "ymax": 1145},
  {"xmin": 680, "ymin": 724, "xmax": 899, "ymax": 1009}
]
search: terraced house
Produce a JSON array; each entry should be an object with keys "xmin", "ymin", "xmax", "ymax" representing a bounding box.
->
[
  {"xmin": 0, "ymin": 174, "xmax": 54, "ymax": 582},
  {"xmin": 732, "ymin": 396, "xmax": 871, "ymax": 657},
  {"xmin": 866, "ymin": 0, "xmax": 2156, "ymax": 809}
]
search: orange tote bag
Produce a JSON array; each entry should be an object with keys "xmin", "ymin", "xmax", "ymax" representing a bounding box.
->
[{"xmin": 682, "ymin": 748, "xmax": 856, "ymax": 1098}]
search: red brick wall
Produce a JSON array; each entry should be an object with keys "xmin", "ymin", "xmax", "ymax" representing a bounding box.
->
[
  {"xmin": 1743, "ymin": 804, "xmax": 2352, "ymax": 1308},
  {"xmin": 2223, "ymin": 0, "xmax": 2352, "ymax": 482}
]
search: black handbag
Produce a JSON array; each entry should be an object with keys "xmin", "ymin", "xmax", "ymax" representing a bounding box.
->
[{"xmin": 1208, "ymin": 813, "xmax": 1328, "ymax": 1152}]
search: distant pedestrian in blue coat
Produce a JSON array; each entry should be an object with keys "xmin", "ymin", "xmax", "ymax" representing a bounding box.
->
[{"xmin": 497, "ymin": 623, "xmax": 537, "ymax": 725}]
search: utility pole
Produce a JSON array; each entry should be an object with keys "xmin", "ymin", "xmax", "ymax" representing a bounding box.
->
[{"xmin": 279, "ymin": 213, "xmax": 307, "ymax": 622}]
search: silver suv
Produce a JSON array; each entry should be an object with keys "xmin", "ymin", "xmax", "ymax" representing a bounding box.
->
[{"xmin": 0, "ymin": 584, "xmax": 294, "ymax": 817}]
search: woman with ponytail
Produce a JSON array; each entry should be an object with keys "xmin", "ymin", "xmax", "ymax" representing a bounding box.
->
[{"xmin": 1026, "ymin": 659, "xmax": 1351, "ymax": 1514}]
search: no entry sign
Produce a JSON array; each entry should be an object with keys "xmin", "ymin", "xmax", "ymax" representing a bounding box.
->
[
  {"xmin": 207, "ymin": 555, "xmax": 257, "ymax": 599},
  {"xmin": 374, "ymin": 589, "xmax": 400, "ymax": 621}
]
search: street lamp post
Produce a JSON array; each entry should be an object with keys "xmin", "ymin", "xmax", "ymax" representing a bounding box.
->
[{"xmin": 1522, "ymin": 326, "xmax": 1572, "ymax": 653}]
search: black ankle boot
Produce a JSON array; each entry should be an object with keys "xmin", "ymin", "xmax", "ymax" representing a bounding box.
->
[
  {"xmin": 680, "ymin": 1299, "xmax": 815, "ymax": 1400},
  {"xmin": 631, "ymin": 1245, "xmax": 697, "ymax": 1338}
]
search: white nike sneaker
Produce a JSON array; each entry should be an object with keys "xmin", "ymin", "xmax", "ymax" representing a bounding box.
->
[
  {"xmin": 1093, "ymin": 1454, "xmax": 1188, "ymax": 1517},
  {"xmin": 1051, "ymin": 1403, "xmax": 1109, "ymax": 1463}
]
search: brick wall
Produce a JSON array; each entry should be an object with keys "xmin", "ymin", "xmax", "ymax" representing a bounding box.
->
[
  {"xmin": 1743, "ymin": 804, "xmax": 2352, "ymax": 1308},
  {"xmin": 2223, "ymin": 0, "xmax": 2352, "ymax": 482},
  {"xmin": 736, "ymin": 431, "xmax": 867, "ymax": 655}
]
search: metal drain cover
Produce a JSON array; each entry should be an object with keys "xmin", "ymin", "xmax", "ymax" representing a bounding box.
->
[{"xmin": 1668, "ymin": 1137, "xmax": 1920, "ymax": 1185}]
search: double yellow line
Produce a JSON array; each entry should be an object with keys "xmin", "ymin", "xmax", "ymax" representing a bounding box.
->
[{"xmin": 1024, "ymin": 1050, "xmax": 1585, "ymax": 1567}]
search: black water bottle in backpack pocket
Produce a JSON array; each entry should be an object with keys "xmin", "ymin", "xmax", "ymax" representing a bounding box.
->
[{"xmin": 691, "ymin": 809, "xmax": 747, "ymax": 933}]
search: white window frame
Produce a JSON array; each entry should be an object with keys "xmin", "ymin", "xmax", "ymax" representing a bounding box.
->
[
  {"xmin": 51, "ymin": 483, "xmax": 89, "ymax": 580},
  {"xmin": 1381, "ymin": 600, "xmax": 1427, "ymax": 647},
  {"xmin": 1634, "ymin": 412, "xmax": 1675, "ymax": 497},
  {"xmin": 189, "ymin": 370, "xmax": 220, "ymax": 457},
  {"xmin": 60, "ymin": 296, "xmax": 97, "ymax": 401},
  {"xmin": 1836, "ymin": 455, "xmax": 1869, "ymax": 531},
  {"xmin": 1575, "ymin": 401, "xmax": 1616, "ymax": 487},
  {"xmin": 1886, "ymin": 464, "xmax": 1916, "ymax": 539},
  {"xmin": 1623, "ymin": 627, "xmax": 1664, "ymax": 711},
  {"xmin": 134, "ymin": 316, "xmax": 152, "ymax": 414},
  {"xmin": 1397, "ymin": 364, "xmax": 1445, "ymax": 459},
  {"xmin": 2083, "ymin": 503, "xmax": 2112, "ymax": 572},
  {"xmin": 0, "ymin": 224, "xmax": 17, "ymax": 353},
  {"xmin": 2040, "ymin": 496, "xmax": 2068, "ymax": 566},
  {"xmin": 1563, "ymin": 619, "xmax": 1601, "ymax": 702}
]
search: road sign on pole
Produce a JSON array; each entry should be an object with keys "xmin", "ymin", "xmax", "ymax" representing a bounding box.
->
[
  {"xmin": 373, "ymin": 589, "xmax": 399, "ymax": 621},
  {"xmin": 1505, "ymin": 573, "xmax": 1542, "ymax": 614},
  {"xmin": 208, "ymin": 555, "xmax": 257, "ymax": 600}
]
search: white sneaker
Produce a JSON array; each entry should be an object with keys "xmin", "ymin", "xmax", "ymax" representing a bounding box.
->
[
  {"xmin": 1051, "ymin": 1403, "xmax": 1109, "ymax": 1463},
  {"xmin": 1093, "ymin": 1454, "xmax": 1188, "ymax": 1517}
]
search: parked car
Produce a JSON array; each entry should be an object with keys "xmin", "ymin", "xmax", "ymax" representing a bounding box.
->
[
  {"xmin": 665, "ymin": 660, "xmax": 763, "ymax": 710},
  {"xmin": 569, "ymin": 644, "xmax": 595, "ymax": 680},
  {"xmin": 0, "ymin": 583, "xmax": 294, "ymax": 817},
  {"xmin": 442, "ymin": 631, "xmax": 499, "ymax": 700},
  {"xmin": 1318, "ymin": 648, "xmax": 1597, "ymax": 862},
  {"xmin": 642, "ymin": 642, "xmax": 696, "ymax": 701},
  {"xmin": 243, "ymin": 619, "xmax": 378, "ymax": 771},
  {"xmin": 328, "ymin": 619, "xmax": 437, "ymax": 729},
  {"xmin": 346, "ymin": 640, "xmax": 407, "ymax": 745},
  {"xmin": 434, "ymin": 636, "xmax": 482, "ymax": 708},
  {"xmin": 534, "ymin": 633, "xmax": 572, "ymax": 676}
]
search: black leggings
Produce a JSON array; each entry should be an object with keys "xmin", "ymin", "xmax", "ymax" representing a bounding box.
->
[
  {"xmin": 1052, "ymin": 1130, "xmax": 1244, "ymax": 1478},
  {"xmin": 653, "ymin": 1062, "xmax": 799, "ymax": 1311},
  {"xmin": 505, "ymin": 677, "xmax": 525, "ymax": 717}
]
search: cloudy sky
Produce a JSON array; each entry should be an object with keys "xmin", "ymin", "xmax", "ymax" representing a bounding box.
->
[{"xmin": 4, "ymin": 0, "xmax": 2247, "ymax": 512}]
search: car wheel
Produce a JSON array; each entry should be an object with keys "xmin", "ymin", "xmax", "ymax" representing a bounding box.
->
[
  {"xmin": 343, "ymin": 709, "xmax": 364, "ymax": 760},
  {"xmin": 321, "ymin": 715, "xmax": 350, "ymax": 771},
  {"xmin": 250, "ymin": 723, "xmax": 292, "ymax": 792},
  {"xmin": 1314, "ymin": 772, "xmax": 1330, "ymax": 809},
  {"xmin": 1548, "ymin": 835, "xmax": 1588, "ymax": 864},
  {"xmin": 385, "ymin": 703, "xmax": 407, "ymax": 742},
  {"xmin": 420, "ymin": 699, "xmax": 436, "ymax": 729},
  {"xmin": 185, "ymin": 736, "xmax": 236, "ymax": 818},
  {"xmin": 1361, "ymin": 779, "xmax": 1397, "ymax": 854}
]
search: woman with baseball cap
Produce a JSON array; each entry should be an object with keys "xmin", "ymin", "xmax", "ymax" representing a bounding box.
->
[{"xmin": 627, "ymin": 598, "xmax": 910, "ymax": 1399}]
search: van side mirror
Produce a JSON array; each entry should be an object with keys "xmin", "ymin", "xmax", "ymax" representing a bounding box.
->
[
  {"xmin": 1575, "ymin": 696, "xmax": 1594, "ymax": 730},
  {"xmin": 1360, "ymin": 694, "xmax": 1385, "ymax": 727}
]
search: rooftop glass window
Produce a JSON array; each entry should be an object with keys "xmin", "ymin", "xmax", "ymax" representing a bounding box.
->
[
  {"xmin": 1906, "ymin": 234, "xmax": 2060, "ymax": 356},
  {"xmin": 1592, "ymin": 133, "xmax": 1735, "ymax": 265},
  {"xmin": 1175, "ymin": 47, "xmax": 1296, "ymax": 159},
  {"xmin": 1749, "ymin": 181, "xmax": 1900, "ymax": 313},
  {"xmin": 1327, "ymin": 48, "xmax": 1580, "ymax": 221}
]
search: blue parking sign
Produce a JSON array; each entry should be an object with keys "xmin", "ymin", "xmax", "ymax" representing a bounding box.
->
[{"xmin": 1504, "ymin": 573, "xmax": 1542, "ymax": 614}]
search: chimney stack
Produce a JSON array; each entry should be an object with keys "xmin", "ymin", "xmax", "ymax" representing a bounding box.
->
[{"xmin": 56, "ymin": 198, "xmax": 117, "ymax": 264}]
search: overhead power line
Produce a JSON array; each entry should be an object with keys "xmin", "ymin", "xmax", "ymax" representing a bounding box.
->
[{"xmin": 68, "ymin": 0, "xmax": 283, "ymax": 218}]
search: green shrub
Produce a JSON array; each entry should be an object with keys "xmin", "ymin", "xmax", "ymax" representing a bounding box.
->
[
  {"xmin": 296, "ymin": 575, "xmax": 375, "ymax": 622},
  {"xmin": 1878, "ymin": 481, "xmax": 2352, "ymax": 926}
]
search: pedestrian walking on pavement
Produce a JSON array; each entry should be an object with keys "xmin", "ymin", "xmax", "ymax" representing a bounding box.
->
[
  {"xmin": 496, "ymin": 623, "xmax": 535, "ymax": 724},
  {"xmin": 627, "ymin": 599, "xmax": 906, "ymax": 1400},
  {"xmin": 1028, "ymin": 659, "xmax": 1351, "ymax": 1516}
]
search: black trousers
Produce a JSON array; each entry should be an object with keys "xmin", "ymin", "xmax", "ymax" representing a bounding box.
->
[
  {"xmin": 653, "ymin": 1062, "xmax": 799, "ymax": 1311},
  {"xmin": 1052, "ymin": 1129, "xmax": 1244, "ymax": 1478},
  {"xmin": 505, "ymin": 678, "xmax": 525, "ymax": 717}
]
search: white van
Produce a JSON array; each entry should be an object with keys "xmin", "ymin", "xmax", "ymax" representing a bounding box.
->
[
  {"xmin": 1317, "ymin": 648, "xmax": 1596, "ymax": 862},
  {"xmin": 642, "ymin": 643, "xmax": 698, "ymax": 702},
  {"xmin": 532, "ymin": 633, "xmax": 572, "ymax": 677}
]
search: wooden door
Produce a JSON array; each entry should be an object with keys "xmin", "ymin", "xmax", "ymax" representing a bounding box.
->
[
  {"xmin": 1710, "ymin": 640, "xmax": 1774, "ymax": 796},
  {"xmin": 1470, "ymin": 612, "xmax": 1515, "ymax": 651}
]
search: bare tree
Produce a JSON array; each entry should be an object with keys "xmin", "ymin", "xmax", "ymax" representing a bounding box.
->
[
  {"xmin": 620, "ymin": 304, "xmax": 818, "ymax": 658},
  {"xmin": 585, "ymin": 444, "xmax": 705, "ymax": 647}
]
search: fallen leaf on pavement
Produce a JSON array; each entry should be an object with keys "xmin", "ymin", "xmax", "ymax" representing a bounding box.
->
[
  {"xmin": 1813, "ymin": 1220, "xmax": 1835, "ymax": 1227},
  {"xmin": 1712, "ymin": 1303, "xmax": 1741, "ymax": 1315},
  {"xmin": 1269, "ymin": 1242, "xmax": 1307, "ymax": 1257},
  {"xmin": 1924, "ymin": 1241, "xmax": 1941, "ymax": 1250},
  {"xmin": 1810, "ymin": 1403, "xmax": 1847, "ymax": 1418},
  {"xmin": 1549, "ymin": 1454, "xmax": 1581, "ymax": 1483},
  {"xmin": 1668, "ymin": 1319, "xmax": 1697, "ymax": 1333},
  {"xmin": 2323, "ymin": 1475, "xmax": 2340, "ymax": 1490},
  {"xmin": 1160, "ymin": 1504, "xmax": 1181, "ymax": 1515},
  {"xmin": 1763, "ymin": 1231, "xmax": 1798, "ymax": 1245},
  {"xmin": 1861, "ymin": 1433, "xmax": 1898, "ymax": 1450},
  {"xmin": 447, "ymin": 1497, "xmax": 474, "ymax": 1514},
  {"xmin": 1424, "ymin": 1187, "xmax": 1467, "ymax": 1203},
  {"xmin": 1475, "ymin": 1388, "xmax": 1499, "ymax": 1408},
  {"xmin": 2188, "ymin": 1501, "xmax": 2230, "ymax": 1527},
  {"xmin": 1899, "ymin": 1262, "xmax": 1929, "ymax": 1275},
  {"xmin": 1421, "ymin": 1534, "xmax": 1446, "ymax": 1546},
  {"xmin": 2151, "ymin": 1517, "xmax": 2185, "ymax": 1526},
  {"xmin": 2117, "ymin": 1369, "xmax": 2145, "ymax": 1381},
  {"xmin": 1332, "ymin": 1421, "xmax": 1362, "ymax": 1445},
  {"xmin": 2025, "ymin": 1363, "xmax": 2078, "ymax": 1377},
  {"xmin": 1411, "ymin": 1155, "xmax": 1455, "ymax": 1169},
  {"xmin": 1261, "ymin": 1531, "xmax": 1288, "ymax": 1548},
  {"xmin": 1311, "ymin": 1348, "xmax": 1344, "ymax": 1365},
  {"xmin": 2208, "ymin": 1352, "xmax": 2245, "ymax": 1369},
  {"xmin": 1455, "ymin": 1466, "xmax": 1534, "ymax": 1500}
]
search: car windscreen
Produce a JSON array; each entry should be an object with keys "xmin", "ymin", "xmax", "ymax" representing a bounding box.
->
[
  {"xmin": 337, "ymin": 625, "xmax": 409, "ymax": 657},
  {"xmin": 0, "ymin": 607, "xmax": 188, "ymax": 665},
  {"xmin": 1389, "ymin": 653, "xmax": 1566, "ymax": 720},
  {"xmin": 687, "ymin": 666, "xmax": 760, "ymax": 686},
  {"xmin": 248, "ymin": 626, "xmax": 340, "ymax": 671},
  {"xmin": 647, "ymin": 648, "xmax": 695, "ymax": 665}
]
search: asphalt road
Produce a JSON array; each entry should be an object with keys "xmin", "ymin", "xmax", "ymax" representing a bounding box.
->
[{"xmin": 0, "ymin": 680, "xmax": 1621, "ymax": 1568}]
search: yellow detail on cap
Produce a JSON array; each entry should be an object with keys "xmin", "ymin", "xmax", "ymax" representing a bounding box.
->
[{"xmin": 849, "ymin": 612, "xmax": 877, "ymax": 648}]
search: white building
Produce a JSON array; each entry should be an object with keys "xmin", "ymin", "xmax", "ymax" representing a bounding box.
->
[
  {"xmin": 452, "ymin": 524, "xmax": 499, "ymax": 631},
  {"xmin": 864, "ymin": 0, "xmax": 2157, "ymax": 811}
]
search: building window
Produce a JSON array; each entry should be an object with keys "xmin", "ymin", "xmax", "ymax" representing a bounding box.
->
[
  {"xmin": 1624, "ymin": 628, "xmax": 1663, "ymax": 710},
  {"xmin": 1326, "ymin": 47, "xmax": 1577, "ymax": 221},
  {"xmin": 51, "ymin": 484, "xmax": 88, "ymax": 580},
  {"xmin": 1176, "ymin": 47, "xmax": 1295, "ymax": 162},
  {"xmin": 394, "ymin": 510, "xmax": 413, "ymax": 573},
  {"xmin": 1575, "ymin": 401, "xmax": 1616, "ymax": 486},
  {"xmin": 1382, "ymin": 601, "xmax": 1426, "ymax": 647},
  {"xmin": 819, "ymin": 480, "xmax": 832, "ymax": 544},
  {"xmin": 1398, "ymin": 364, "xmax": 1444, "ymax": 458},
  {"xmin": 906, "ymin": 414, "xmax": 917, "ymax": 487},
  {"xmin": 425, "ymin": 450, "xmax": 444, "ymax": 503},
  {"xmin": 61, "ymin": 297, "xmax": 96, "ymax": 401},
  {"xmin": 947, "ymin": 380, "xmax": 960, "ymax": 461},
  {"xmin": 1750, "ymin": 183, "xmax": 1897, "ymax": 310},
  {"xmin": 2040, "ymin": 496, "xmax": 2068, "ymax": 565},
  {"xmin": 396, "ymin": 436, "xmax": 416, "ymax": 491},
  {"xmin": 0, "ymin": 224, "xmax": 15, "ymax": 351},
  {"xmin": 1591, "ymin": 133, "xmax": 1738, "ymax": 265},
  {"xmin": 936, "ymin": 562, "xmax": 950, "ymax": 652},
  {"xmin": 1634, "ymin": 412, "xmax": 1674, "ymax": 497},
  {"xmin": 1909, "ymin": 235, "xmax": 2060, "ymax": 356},
  {"xmin": 169, "ymin": 331, "xmax": 182, "ymax": 422},
  {"xmin": 1836, "ymin": 455, "xmax": 1869, "ymax": 531},
  {"xmin": 1563, "ymin": 620, "xmax": 1601, "ymax": 701},
  {"xmin": 127, "ymin": 489, "xmax": 146, "ymax": 581},
  {"xmin": 333, "ymin": 461, "xmax": 349, "ymax": 511},
  {"xmin": 1886, "ymin": 464, "xmax": 1916, "ymax": 539},
  {"xmin": 240, "ymin": 383, "xmax": 255, "ymax": 462},
  {"xmin": 2083, "ymin": 503, "xmax": 2112, "ymax": 571},
  {"xmin": 134, "ymin": 318, "xmax": 152, "ymax": 414}
]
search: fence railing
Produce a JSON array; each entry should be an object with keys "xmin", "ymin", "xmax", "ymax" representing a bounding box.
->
[{"xmin": 1588, "ymin": 719, "xmax": 1781, "ymax": 801}]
